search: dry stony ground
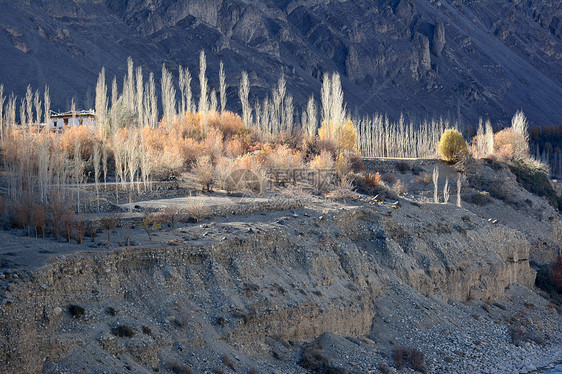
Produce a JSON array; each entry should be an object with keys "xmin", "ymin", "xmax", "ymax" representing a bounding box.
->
[{"xmin": 0, "ymin": 159, "xmax": 561, "ymax": 374}]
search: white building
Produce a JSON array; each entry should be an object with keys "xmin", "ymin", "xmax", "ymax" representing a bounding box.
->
[{"xmin": 48, "ymin": 110, "xmax": 97, "ymax": 130}]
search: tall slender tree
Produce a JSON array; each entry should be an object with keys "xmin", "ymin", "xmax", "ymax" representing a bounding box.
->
[
  {"xmin": 95, "ymin": 67, "xmax": 108, "ymax": 137},
  {"xmin": 0, "ymin": 85, "xmax": 4, "ymax": 140},
  {"xmin": 136, "ymin": 66, "xmax": 144, "ymax": 127},
  {"xmin": 34, "ymin": 90, "xmax": 42, "ymax": 128},
  {"xmin": 219, "ymin": 61, "xmax": 226, "ymax": 113},
  {"xmin": 161, "ymin": 64, "xmax": 176, "ymax": 129},
  {"xmin": 149, "ymin": 72, "xmax": 158, "ymax": 128},
  {"xmin": 44, "ymin": 85, "xmax": 50, "ymax": 127},
  {"xmin": 198, "ymin": 50, "xmax": 208, "ymax": 113},
  {"xmin": 239, "ymin": 71, "xmax": 251, "ymax": 127},
  {"xmin": 25, "ymin": 85, "xmax": 33, "ymax": 127}
]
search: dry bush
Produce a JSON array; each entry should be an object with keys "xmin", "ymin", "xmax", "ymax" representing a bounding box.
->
[
  {"xmin": 235, "ymin": 154, "xmax": 268, "ymax": 194},
  {"xmin": 392, "ymin": 347, "xmax": 409, "ymax": 370},
  {"xmin": 214, "ymin": 156, "xmax": 237, "ymax": 193},
  {"xmin": 348, "ymin": 153, "xmax": 365, "ymax": 172},
  {"xmin": 326, "ymin": 177, "xmax": 357, "ymax": 202},
  {"xmin": 158, "ymin": 206, "xmax": 181, "ymax": 228},
  {"xmin": 49, "ymin": 192, "xmax": 67, "ymax": 239},
  {"xmin": 193, "ymin": 155, "xmax": 214, "ymax": 191},
  {"xmin": 32, "ymin": 204, "xmax": 46, "ymax": 237},
  {"xmin": 111, "ymin": 325, "xmax": 135, "ymax": 338},
  {"xmin": 265, "ymin": 144, "xmax": 303, "ymax": 185},
  {"xmin": 63, "ymin": 210, "xmax": 75, "ymax": 242},
  {"xmin": 304, "ymin": 136, "xmax": 338, "ymax": 160},
  {"xmin": 309, "ymin": 150, "xmax": 335, "ymax": 171},
  {"xmin": 221, "ymin": 355, "xmax": 236, "ymax": 371},
  {"xmin": 396, "ymin": 161, "xmax": 411, "ymax": 173},
  {"xmin": 203, "ymin": 126, "xmax": 224, "ymax": 161},
  {"xmin": 175, "ymin": 112, "xmax": 204, "ymax": 140},
  {"xmin": 414, "ymin": 173, "xmax": 432, "ymax": 186},
  {"xmin": 75, "ymin": 221, "xmax": 86, "ymax": 244},
  {"xmin": 59, "ymin": 125, "xmax": 99, "ymax": 160},
  {"xmin": 298, "ymin": 345, "xmax": 344, "ymax": 373},
  {"xmin": 392, "ymin": 347, "xmax": 426, "ymax": 372},
  {"xmin": 165, "ymin": 362, "xmax": 194, "ymax": 374},
  {"xmin": 266, "ymin": 144, "xmax": 304, "ymax": 170},
  {"xmin": 393, "ymin": 179, "xmax": 407, "ymax": 195},
  {"xmin": 180, "ymin": 138, "xmax": 206, "ymax": 168},
  {"xmin": 382, "ymin": 174, "xmax": 396, "ymax": 183},
  {"xmin": 178, "ymin": 198, "xmax": 210, "ymax": 222},
  {"xmin": 277, "ymin": 186, "xmax": 314, "ymax": 207},
  {"xmin": 88, "ymin": 222, "xmax": 98, "ymax": 242},
  {"xmin": 365, "ymin": 172, "xmax": 381, "ymax": 187},
  {"xmin": 211, "ymin": 111, "xmax": 246, "ymax": 139},
  {"xmin": 494, "ymin": 128, "xmax": 529, "ymax": 162},
  {"xmin": 551, "ymin": 255, "xmax": 562, "ymax": 292},
  {"xmin": 224, "ymin": 137, "xmax": 245, "ymax": 158},
  {"xmin": 12, "ymin": 201, "xmax": 31, "ymax": 231},
  {"xmin": 100, "ymin": 213, "xmax": 118, "ymax": 243},
  {"xmin": 335, "ymin": 151, "xmax": 351, "ymax": 179}
]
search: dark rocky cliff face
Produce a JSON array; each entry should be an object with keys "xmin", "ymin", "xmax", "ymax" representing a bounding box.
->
[{"xmin": 0, "ymin": 0, "xmax": 560, "ymax": 126}]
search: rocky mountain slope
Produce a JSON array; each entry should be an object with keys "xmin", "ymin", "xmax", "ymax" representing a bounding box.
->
[{"xmin": 0, "ymin": 0, "xmax": 561, "ymax": 126}]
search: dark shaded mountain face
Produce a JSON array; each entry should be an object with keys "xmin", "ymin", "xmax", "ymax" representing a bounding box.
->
[{"xmin": 0, "ymin": 0, "xmax": 560, "ymax": 127}]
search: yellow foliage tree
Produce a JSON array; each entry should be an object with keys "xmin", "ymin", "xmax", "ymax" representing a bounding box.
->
[
  {"xmin": 318, "ymin": 119, "xmax": 356, "ymax": 152},
  {"xmin": 438, "ymin": 129, "xmax": 468, "ymax": 162}
]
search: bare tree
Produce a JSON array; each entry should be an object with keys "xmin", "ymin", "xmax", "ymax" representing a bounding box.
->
[
  {"xmin": 111, "ymin": 76, "xmax": 118, "ymax": 108},
  {"xmin": 511, "ymin": 110, "xmax": 529, "ymax": 143},
  {"xmin": 19, "ymin": 98, "xmax": 26, "ymax": 128},
  {"xmin": 34, "ymin": 89, "xmax": 42, "ymax": 128},
  {"xmin": 210, "ymin": 89, "xmax": 218, "ymax": 113},
  {"xmin": 93, "ymin": 143, "xmax": 101, "ymax": 212},
  {"xmin": 161, "ymin": 64, "xmax": 176, "ymax": 129},
  {"xmin": 44, "ymin": 85, "xmax": 50, "ymax": 127},
  {"xmin": 6, "ymin": 94, "xmax": 16, "ymax": 127},
  {"xmin": 321, "ymin": 73, "xmax": 332, "ymax": 129},
  {"xmin": 25, "ymin": 85, "xmax": 33, "ymax": 127},
  {"xmin": 149, "ymin": 72, "xmax": 158, "ymax": 128},
  {"xmin": 320, "ymin": 73, "xmax": 346, "ymax": 140},
  {"xmin": 198, "ymin": 50, "xmax": 209, "ymax": 113},
  {"xmin": 304, "ymin": 95, "xmax": 317, "ymax": 138},
  {"xmin": 456, "ymin": 173, "xmax": 462, "ymax": 207},
  {"xmin": 95, "ymin": 67, "xmax": 108, "ymax": 137},
  {"xmin": 484, "ymin": 119, "xmax": 494, "ymax": 156},
  {"xmin": 239, "ymin": 71, "xmax": 251, "ymax": 126},
  {"xmin": 0, "ymin": 85, "xmax": 4, "ymax": 140},
  {"xmin": 125, "ymin": 57, "xmax": 135, "ymax": 112},
  {"xmin": 71, "ymin": 97, "xmax": 76, "ymax": 125},
  {"xmin": 433, "ymin": 165, "xmax": 439, "ymax": 203},
  {"xmin": 219, "ymin": 61, "xmax": 226, "ymax": 113},
  {"xmin": 136, "ymin": 66, "xmax": 144, "ymax": 127},
  {"xmin": 443, "ymin": 177, "xmax": 449, "ymax": 204},
  {"xmin": 102, "ymin": 142, "xmax": 108, "ymax": 190},
  {"xmin": 73, "ymin": 139, "xmax": 83, "ymax": 213},
  {"xmin": 476, "ymin": 118, "xmax": 485, "ymax": 158}
]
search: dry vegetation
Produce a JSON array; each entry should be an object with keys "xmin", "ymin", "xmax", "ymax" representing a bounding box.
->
[{"xmin": 0, "ymin": 53, "xmax": 553, "ymax": 248}]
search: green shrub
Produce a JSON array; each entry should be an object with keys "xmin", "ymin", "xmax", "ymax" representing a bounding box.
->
[
  {"xmin": 67, "ymin": 304, "xmax": 85, "ymax": 319},
  {"xmin": 438, "ymin": 129, "xmax": 468, "ymax": 162},
  {"xmin": 469, "ymin": 192, "xmax": 492, "ymax": 206},
  {"xmin": 508, "ymin": 159, "xmax": 562, "ymax": 210},
  {"xmin": 111, "ymin": 325, "xmax": 135, "ymax": 338}
]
